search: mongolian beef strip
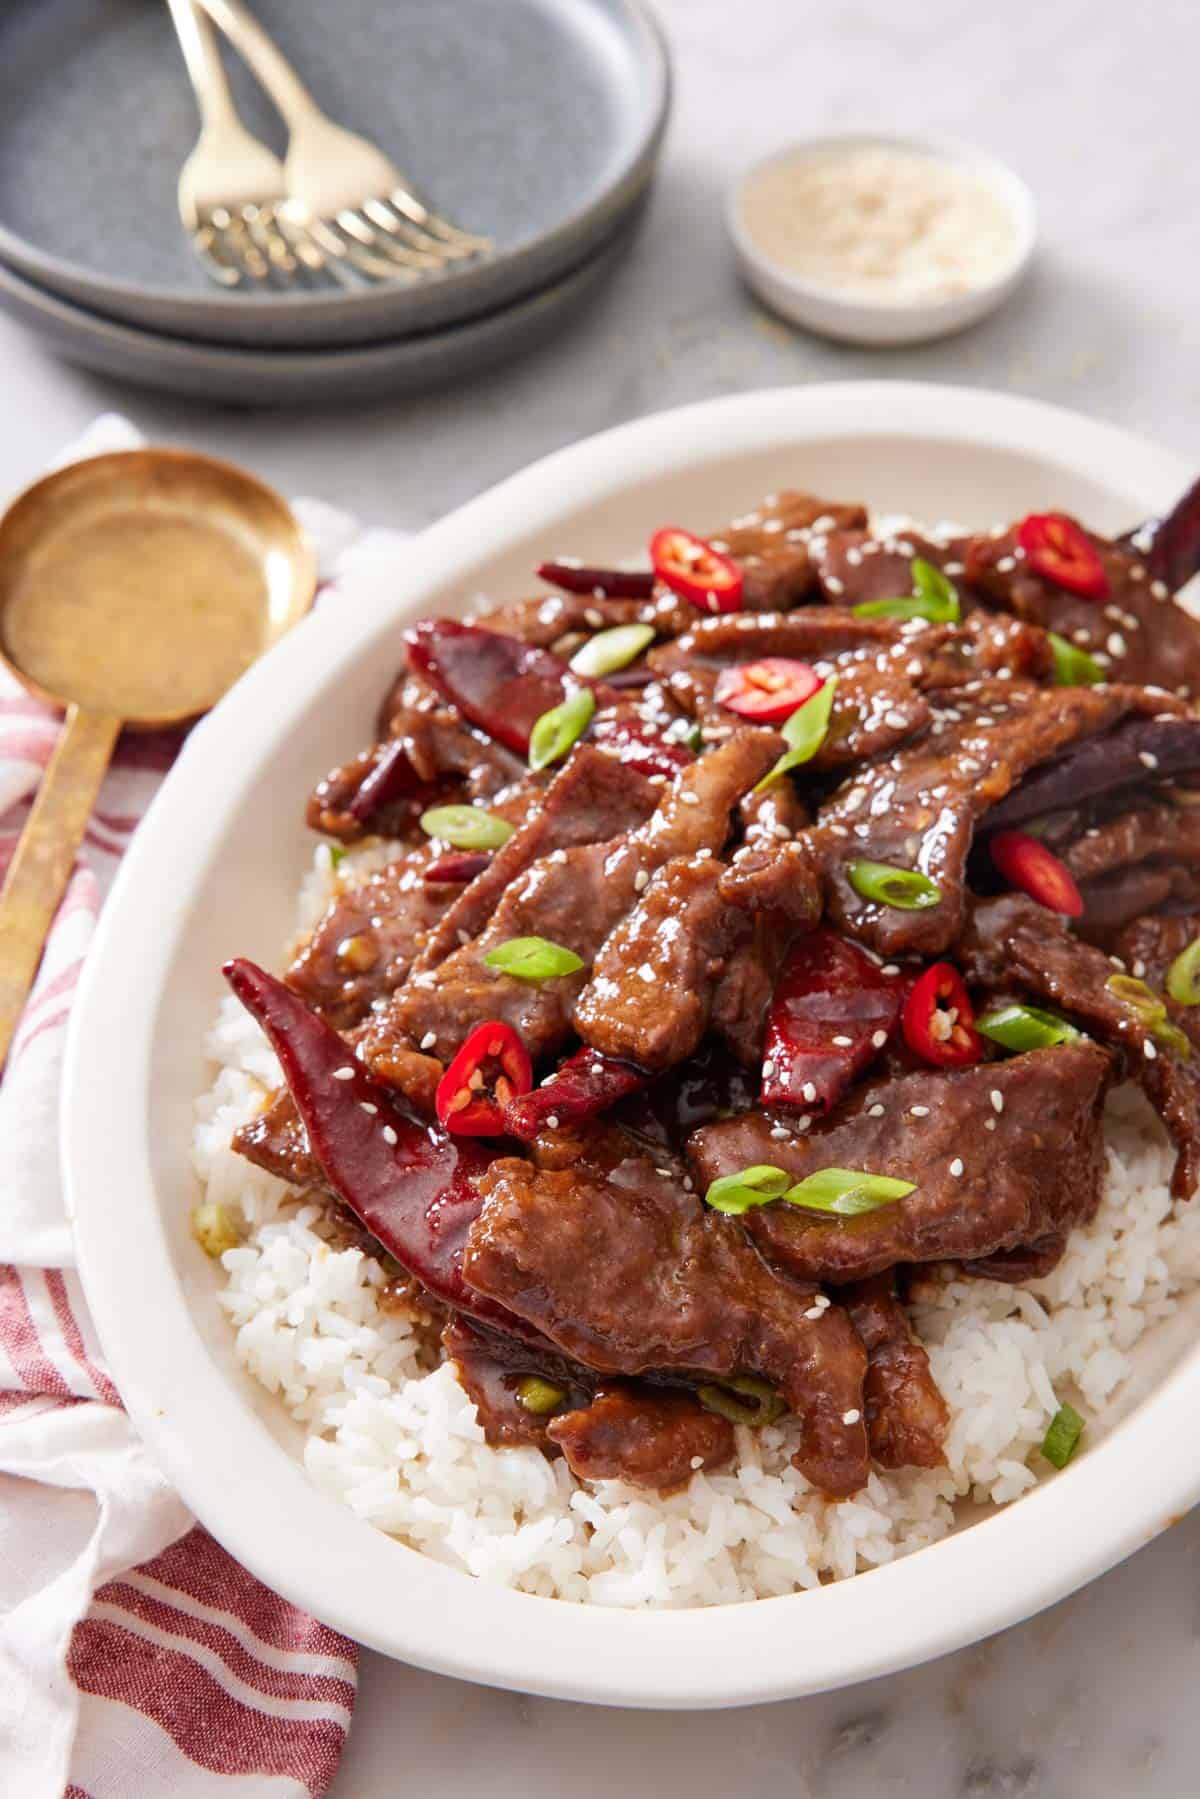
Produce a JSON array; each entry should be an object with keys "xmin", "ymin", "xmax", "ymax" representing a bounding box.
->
[
  {"xmin": 842, "ymin": 1275, "xmax": 949, "ymax": 1469},
  {"xmin": 364, "ymin": 729, "xmax": 780, "ymax": 1092},
  {"xmin": 963, "ymin": 894, "xmax": 1200, "ymax": 1198},
  {"xmin": 233, "ymin": 1087, "xmax": 321, "ymax": 1188},
  {"xmin": 1112, "ymin": 912, "xmax": 1200, "ymax": 1011},
  {"xmin": 708, "ymin": 490, "xmax": 867, "ymax": 614},
  {"xmin": 441, "ymin": 1315, "xmax": 591, "ymax": 1451},
  {"xmin": 463, "ymin": 1133, "xmax": 871, "ymax": 1498},
  {"xmin": 964, "ymin": 517, "xmax": 1200, "ymax": 696},
  {"xmin": 795, "ymin": 683, "xmax": 1189, "ymax": 958},
  {"xmin": 687, "ymin": 1042, "xmax": 1113, "ymax": 1283},
  {"xmin": 546, "ymin": 1386, "xmax": 736, "ymax": 1490}
]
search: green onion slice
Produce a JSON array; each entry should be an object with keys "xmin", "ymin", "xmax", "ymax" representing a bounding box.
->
[
  {"xmin": 419, "ymin": 804, "xmax": 515, "ymax": 850},
  {"xmin": 326, "ymin": 841, "xmax": 347, "ymax": 870},
  {"xmin": 754, "ymin": 675, "xmax": 839, "ymax": 791},
  {"xmin": 853, "ymin": 557, "xmax": 961, "ymax": 625},
  {"xmin": 484, "ymin": 936, "xmax": 585, "ymax": 980},
  {"xmin": 977, "ymin": 1003, "xmax": 1081, "ymax": 1052},
  {"xmin": 704, "ymin": 1164, "xmax": 790, "ymax": 1215},
  {"xmin": 190, "ymin": 1202, "xmax": 241, "ymax": 1259},
  {"xmin": 1047, "ymin": 630, "xmax": 1104, "ymax": 687},
  {"xmin": 529, "ymin": 687, "xmax": 596, "ymax": 771},
  {"xmin": 698, "ymin": 1376, "xmax": 788, "ymax": 1428},
  {"xmin": 1167, "ymin": 936, "xmax": 1200, "ymax": 1007},
  {"xmin": 847, "ymin": 859, "xmax": 942, "ymax": 911},
  {"xmin": 569, "ymin": 623, "xmax": 655, "ymax": 678},
  {"xmin": 516, "ymin": 1376, "xmax": 567, "ymax": 1415},
  {"xmin": 1041, "ymin": 1402, "xmax": 1085, "ymax": 1469},
  {"xmin": 1106, "ymin": 973, "xmax": 1192, "ymax": 1058},
  {"xmin": 782, "ymin": 1167, "xmax": 915, "ymax": 1217}
]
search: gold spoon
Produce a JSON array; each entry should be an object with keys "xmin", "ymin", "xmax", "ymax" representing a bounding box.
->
[{"xmin": 0, "ymin": 448, "xmax": 317, "ymax": 1070}]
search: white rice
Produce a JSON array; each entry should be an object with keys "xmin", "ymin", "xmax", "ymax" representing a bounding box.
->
[{"xmin": 193, "ymin": 839, "xmax": 1200, "ymax": 1608}]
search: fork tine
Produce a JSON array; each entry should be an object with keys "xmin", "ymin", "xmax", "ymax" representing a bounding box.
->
[
  {"xmin": 211, "ymin": 207, "xmax": 273, "ymax": 282},
  {"xmin": 386, "ymin": 187, "xmax": 492, "ymax": 253},
  {"xmin": 190, "ymin": 221, "xmax": 243, "ymax": 286},
  {"xmin": 242, "ymin": 202, "xmax": 300, "ymax": 276},
  {"xmin": 335, "ymin": 208, "xmax": 444, "ymax": 272},
  {"xmin": 300, "ymin": 215, "xmax": 405, "ymax": 283},
  {"xmin": 358, "ymin": 197, "xmax": 467, "ymax": 263}
]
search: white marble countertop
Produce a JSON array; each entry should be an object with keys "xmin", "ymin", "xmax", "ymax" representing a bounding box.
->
[{"xmin": 5, "ymin": 0, "xmax": 1200, "ymax": 1792}]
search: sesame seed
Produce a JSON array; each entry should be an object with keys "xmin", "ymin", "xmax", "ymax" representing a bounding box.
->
[
  {"xmin": 420, "ymin": 1031, "xmax": 437, "ymax": 1050},
  {"xmin": 690, "ymin": 1455, "xmax": 705, "ymax": 1471},
  {"xmin": 832, "ymin": 1034, "xmax": 853, "ymax": 1047},
  {"xmin": 795, "ymin": 1115, "xmax": 813, "ymax": 1133},
  {"xmin": 332, "ymin": 1067, "xmax": 355, "ymax": 1081},
  {"xmin": 871, "ymin": 1030, "xmax": 888, "ymax": 1048},
  {"xmin": 802, "ymin": 1082, "xmax": 817, "ymax": 1103},
  {"xmin": 1144, "ymin": 1039, "xmax": 1158, "ymax": 1060},
  {"xmin": 655, "ymin": 1167, "xmax": 673, "ymax": 1178},
  {"xmin": 585, "ymin": 608, "xmax": 604, "ymax": 628},
  {"xmin": 680, "ymin": 791, "xmax": 700, "ymax": 806},
  {"xmin": 1151, "ymin": 580, "xmax": 1169, "ymax": 600},
  {"xmin": 881, "ymin": 964, "xmax": 900, "ymax": 977},
  {"xmin": 770, "ymin": 1125, "xmax": 791, "ymax": 1141},
  {"xmin": 382, "ymin": 1125, "xmax": 398, "ymax": 1146},
  {"xmin": 634, "ymin": 869, "xmax": 650, "ymax": 891},
  {"xmin": 842, "ymin": 1409, "xmax": 861, "ymax": 1426},
  {"xmin": 825, "ymin": 575, "xmax": 845, "ymax": 595},
  {"xmin": 950, "ymin": 1157, "xmax": 964, "ymax": 1177},
  {"xmin": 762, "ymin": 1059, "xmax": 775, "ymax": 1078},
  {"xmin": 1132, "ymin": 959, "xmax": 1146, "ymax": 978},
  {"xmin": 991, "ymin": 1090, "xmax": 1004, "ymax": 1114},
  {"xmin": 985, "ymin": 1117, "xmax": 997, "ymax": 1131},
  {"xmin": 868, "ymin": 1103, "xmax": 885, "ymax": 1117},
  {"xmin": 911, "ymin": 1104, "xmax": 930, "ymax": 1118},
  {"xmin": 1107, "ymin": 633, "xmax": 1127, "ymax": 657},
  {"xmin": 1139, "ymin": 751, "xmax": 1159, "ymax": 769},
  {"xmin": 638, "ymin": 963, "xmax": 656, "ymax": 983},
  {"xmin": 804, "ymin": 1305, "xmax": 824, "ymax": 1320},
  {"xmin": 359, "ymin": 1102, "xmax": 377, "ymax": 1115}
]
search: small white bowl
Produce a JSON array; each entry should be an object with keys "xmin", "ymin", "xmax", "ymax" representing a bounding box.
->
[{"xmin": 728, "ymin": 130, "xmax": 1037, "ymax": 348}]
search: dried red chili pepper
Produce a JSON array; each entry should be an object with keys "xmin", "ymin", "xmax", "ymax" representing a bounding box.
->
[
  {"xmin": 406, "ymin": 620, "xmax": 615, "ymax": 756},
  {"xmin": 901, "ymin": 962, "xmax": 983, "ymax": 1068},
  {"xmin": 222, "ymin": 959, "xmax": 539, "ymax": 1339},
  {"xmin": 435, "ymin": 1020, "xmax": 533, "ymax": 1136},
  {"xmin": 762, "ymin": 929, "xmax": 904, "ymax": 1114},
  {"xmin": 1017, "ymin": 514, "xmax": 1109, "ymax": 600},
  {"xmin": 990, "ymin": 829, "xmax": 1084, "ymax": 917},
  {"xmin": 503, "ymin": 1046, "xmax": 649, "ymax": 1142},
  {"xmin": 715, "ymin": 658, "xmax": 822, "ymax": 724},
  {"xmin": 347, "ymin": 737, "xmax": 421, "ymax": 823},
  {"xmin": 423, "ymin": 850, "xmax": 493, "ymax": 885},
  {"xmin": 536, "ymin": 560, "xmax": 655, "ymax": 599},
  {"xmin": 589, "ymin": 706, "xmax": 695, "ymax": 781},
  {"xmin": 650, "ymin": 527, "xmax": 744, "ymax": 614}
]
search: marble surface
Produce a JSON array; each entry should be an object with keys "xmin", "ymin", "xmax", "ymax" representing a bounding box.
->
[{"xmin": 3, "ymin": 0, "xmax": 1199, "ymax": 1792}]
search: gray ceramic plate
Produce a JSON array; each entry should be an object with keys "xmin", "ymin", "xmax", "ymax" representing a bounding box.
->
[
  {"xmin": 0, "ymin": 208, "xmax": 640, "ymax": 405},
  {"xmin": 0, "ymin": 0, "xmax": 668, "ymax": 349}
]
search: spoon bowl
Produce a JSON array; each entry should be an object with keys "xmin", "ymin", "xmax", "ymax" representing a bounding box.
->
[{"xmin": 0, "ymin": 447, "xmax": 315, "ymax": 1066}]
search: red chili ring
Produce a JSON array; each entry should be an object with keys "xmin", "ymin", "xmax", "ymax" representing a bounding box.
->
[
  {"xmin": 435, "ymin": 1020, "xmax": 533, "ymax": 1136},
  {"xmin": 1016, "ymin": 513, "xmax": 1109, "ymax": 601},
  {"xmin": 714, "ymin": 658, "xmax": 822, "ymax": 724},
  {"xmin": 990, "ymin": 830, "xmax": 1084, "ymax": 918},
  {"xmin": 650, "ymin": 526, "xmax": 744, "ymax": 614},
  {"xmin": 901, "ymin": 962, "xmax": 983, "ymax": 1069}
]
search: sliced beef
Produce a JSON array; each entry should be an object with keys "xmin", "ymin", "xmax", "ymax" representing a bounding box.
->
[
  {"xmin": 232, "ymin": 1088, "xmax": 322, "ymax": 1188},
  {"xmin": 471, "ymin": 590, "xmax": 650, "ymax": 649},
  {"xmin": 964, "ymin": 520, "xmax": 1200, "ymax": 696},
  {"xmin": 546, "ymin": 1385, "xmax": 736, "ymax": 1490},
  {"xmin": 463, "ymin": 1135, "xmax": 871, "ymax": 1498},
  {"xmin": 719, "ymin": 837, "xmax": 825, "ymax": 929},
  {"xmin": 442, "ymin": 1316, "xmax": 591, "ymax": 1451},
  {"xmin": 809, "ymin": 524, "xmax": 956, "ymax": 608},
  {"xmin": 982, "ymin": 713, "xmax": 1200, "ymax": 834},
  {"xmin": 574, "ymin": 856, "xmax": 753, "ymax": 1072},
  {"xmin": 1061, "ymin": 799, "xmax": 1200, "ymax": 883},
  {"xmin": 686, "ymin": 1042, "xmax": 1113, "ymax": 1282},
  {"xmin": 285, "ymin": 848, "xmax": 450, "ymax": 1028},
  {"xmin": 1112, "ymin": 912, "xmax": 1200, "ymax": 994},
  {"xmin": 1078, "ymin": 865, "xmax": 1186, "ymax": 943},
  {"xmin": 711, "ymin": 490, "xmax": 867, "ymax": 613},
  {"xmin": 963, "ymin": 893, "xmax": 1200, "ymax": 1197},
  {"xmin": 708, "ymin": 915, "xmax": 792, "ymax": 1066},
  {"xmin": 843, "ymin": 1275, "xmax": 949, "ymax": 1469},
  {"xmin": 807, "ymin": 682, "xmax": 1176, "ymax": 957}
]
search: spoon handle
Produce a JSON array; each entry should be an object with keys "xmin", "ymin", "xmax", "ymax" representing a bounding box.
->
[{"xmin": 0, "ymin": 706, "xmax": 121, "ymax": 1073}]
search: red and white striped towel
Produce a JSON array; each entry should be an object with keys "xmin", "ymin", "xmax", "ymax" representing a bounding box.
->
[{"xmin": 0, "ymin": 417, "xmax": 411, "ymax": 1797}]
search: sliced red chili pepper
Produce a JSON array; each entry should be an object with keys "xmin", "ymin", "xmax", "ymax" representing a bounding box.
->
[
  {"xmin": 503, "ymin": 1047, "xmax": 649, "ymax": 1141},
  {"xmin": 762, "ymin": 928, "xmax": 904, "ymax": 1114},
  {"xmin": 650, "ymin": 527, "xmax": 744, "ymax": 614},
  {"xmin": 990, "ymin": 829, "xmax": 1084, "ymax": 917},
  {"xmin": 423, "ymin": 850, "xmax": 493, "ymax": 885},
  {"xmin": 1017, "ymin": 514, "xmax": 1109, "ymax": 601},
  {"xmin": 901, "ymin": 962, "xmax": 983, "ymax": 1068},
  {"xmin": 715, "ymin": 658, "xmax": 822, "ymax": 724},
  {"xmin": 223, "ymin": 959, "xmax": 539, "ymax": 1341},
  {"xmin": 537, "ymin": 560, "xmax": 655, "ymax": 599},
  {"xmin": 436, "ymin": 1020, "xmax": 533, "ymax": 1136}
]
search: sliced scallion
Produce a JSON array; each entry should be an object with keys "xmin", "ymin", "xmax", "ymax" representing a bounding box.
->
[
  {"xmin": 190, "ymin": 1202, "xmax": 241, "ymax": 1259},
  {"xmin": 1167, "ymin": 936, "xmax": 1200, "ymax": 1007},
  {"xmin": 569, "ymin": 623, "xmax": 655, "ymax": 678},
  {"xmin": 853, "ymin": 557, "xmax": 961, "ymax": 625},
  {"xmin": 484, "ymin": 936, "xmax": 585, "ymax": 980},
  {"xmin": 529, "ymin": 687, "xmax": 596, "ymax": 770},
  {"xmin": 847, "ymin": 859, "xmax": 942, "ymax": 911},
  {"xmin": 704, "ymin": 1164, "xmax": 790, "ymax": 1215},
  {"xmin": 326, "ymin": 841, "xmax": 346, "ymax": 870},
  {"xmin": 1106, "ymin": 974, "xmax": 1192, "ymax": 1059},
  {"xmin": 1048, "ymin": 630, "xmax": 1104, "ymax": 687},
  {"xmin": 754, "ymin": 675, "xmax": 838, "ymax": 790},
  {"xmin": 976, "ymin": 1003, "xmax": 1081, "ymax": 1052},
  {"xmin": 420, "ymin": 804, "xmax": 514, "ymax": 851},
  {"xmin": 517, "ymin": 1376, "xmax": 567, "ymax": 1415},
  {"xmin": 1041, "ymin": 1402, "xmax": 1084, "ymax": 1469},
  {"xmin": 782, "ymin": 1167, "xmax": 915, "ymax": 1217},
  {"xmin": 697, "ymin": 1375, "xmax": 788, "ymax": 1428}
]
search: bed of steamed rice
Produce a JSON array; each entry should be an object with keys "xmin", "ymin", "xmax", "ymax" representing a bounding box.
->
[{"xmin": 193, "ymin": 829, "xmax": 1200, "ymax": 1609}]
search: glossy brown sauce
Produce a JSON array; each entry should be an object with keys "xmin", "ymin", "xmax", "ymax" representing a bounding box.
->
[{"xmin": 4, "ymin": 509, "xmax": 268, "ymax": 717}]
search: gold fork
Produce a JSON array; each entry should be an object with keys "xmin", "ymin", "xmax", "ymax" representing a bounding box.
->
[{"xmin": 195, "ymin": 0, "xmax": 492, "ymax": 279}]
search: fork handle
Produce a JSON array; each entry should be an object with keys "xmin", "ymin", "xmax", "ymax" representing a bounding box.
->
[
  {"xmin": 165, "ymin": 0, "xmax": 240, "ymax": 128},
  {"xmin": 193, "ymin": 0, "xmax": 320, "ymax": 127}
]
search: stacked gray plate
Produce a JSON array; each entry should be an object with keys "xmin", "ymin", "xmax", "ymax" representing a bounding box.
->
[{"xmin": 0, "ymin": 0, "xmax": 669, "ymax": 403}]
